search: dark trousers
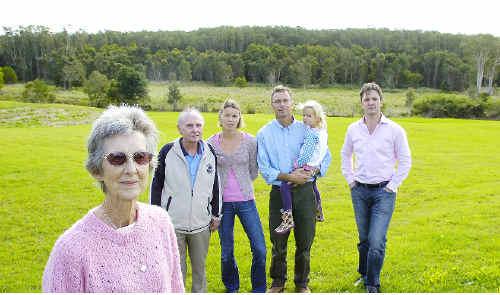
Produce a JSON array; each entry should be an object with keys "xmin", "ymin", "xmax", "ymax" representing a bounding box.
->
[
  {"xmin": 280, "ymin": 179, "xmax": 321, "ymax": 211},
  {"xmin": 269, "ymin": 182, "xmax": 316, "ymax": 288}
]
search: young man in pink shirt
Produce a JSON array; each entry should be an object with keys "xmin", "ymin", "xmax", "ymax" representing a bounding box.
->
[{"xmin": 341, "ymin": 82, "xmax": 412, "ymax": 293}]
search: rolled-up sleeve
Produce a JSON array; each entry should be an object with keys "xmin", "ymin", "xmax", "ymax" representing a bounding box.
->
[
  {"xmin": 386, "ymin": 127, "xmax": 412, "ymax": 192},
  {"xmin": 257, "ymin": 132, "xmax": 280, "ymax": 184}
]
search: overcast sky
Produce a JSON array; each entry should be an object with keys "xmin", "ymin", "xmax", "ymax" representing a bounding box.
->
[{"xmin": 2, "ymin": 0, "xmax": 499, "ymax": 36}]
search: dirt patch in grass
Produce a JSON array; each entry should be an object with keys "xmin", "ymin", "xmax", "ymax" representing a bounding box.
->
[{"xmin": 0, "ymin": 106, "xmax": 100, "ymax": 127}]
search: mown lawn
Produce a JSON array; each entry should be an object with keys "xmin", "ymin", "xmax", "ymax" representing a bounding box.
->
[{"xmin": 0, "ymin": 103, "xmax": 498, "ymax": 292}]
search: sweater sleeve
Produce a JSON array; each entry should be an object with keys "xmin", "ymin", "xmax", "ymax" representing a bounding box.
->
[
  {"xmin": 42, "ymin": 237, "xmax": 84, "ymax": 292},
  {"xmin": 247, "ymin": 135, "xmax": 259, "ymax": 181}
]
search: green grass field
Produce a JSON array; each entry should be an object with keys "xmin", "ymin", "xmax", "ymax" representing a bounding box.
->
[{"xmin": 0, "ymin": 101, "xmax": 499, "ymax": 292}]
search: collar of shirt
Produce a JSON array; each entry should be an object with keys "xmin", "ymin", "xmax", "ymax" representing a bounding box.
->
[
  {"xmin": 180, "ymin": 138, "xmax": 204, "ymax": 157},
  {"xmin": 358, "ymin": 113, "xmax": 390, "ymax": 126},
  {"xmin": 179, "ymin": 138, "xmax": 204, "ymax": 187},
  {"xmin": 271, "ymin": 116, "xmax": 300, "ymax": 130}
]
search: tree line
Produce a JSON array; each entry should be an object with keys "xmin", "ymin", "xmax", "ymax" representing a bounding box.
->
[{"xmin": 0, "ymin": 25, "xmax": 499, "ymax": 94}]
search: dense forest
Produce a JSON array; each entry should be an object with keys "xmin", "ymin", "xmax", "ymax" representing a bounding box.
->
[{"xmin": 0, "ymin": 26, "xmax": 499, "ymax": 93}]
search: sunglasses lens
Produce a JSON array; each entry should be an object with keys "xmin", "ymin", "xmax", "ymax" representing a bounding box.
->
[
  {"xmin": 133, "ymin": 152, "xmax": 152, "ymax": 165},
  {"xmin": 106, "ymin": 152, "xmax": 127, "ymax": 166}
]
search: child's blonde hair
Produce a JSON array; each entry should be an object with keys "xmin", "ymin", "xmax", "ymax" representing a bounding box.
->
[{"xmin": 298, "ymin": 100, "xmax": 327, "ymax": 130}]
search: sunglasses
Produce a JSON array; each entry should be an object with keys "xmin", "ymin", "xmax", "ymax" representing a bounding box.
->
[{"xmin": 104, "ymin": 151, "xmax": 153, "ymax": 166}]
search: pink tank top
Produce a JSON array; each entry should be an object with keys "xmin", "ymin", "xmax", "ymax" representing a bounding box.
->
[{"xmin": 223, "ymin": 168, "xmax": 247, "ymax": 202}]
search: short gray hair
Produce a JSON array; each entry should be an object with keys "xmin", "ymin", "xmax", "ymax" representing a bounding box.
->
[
  {"xmin": 177, "ymin": 107, "xmax": 204, "ymax": 126},
  {"xmin": 85, "ymin": 105, "xmax": 159, "ymax": 191},
  {"xmin": 271, "ymin": 85, "xmax": 292, "ymax": 101}
]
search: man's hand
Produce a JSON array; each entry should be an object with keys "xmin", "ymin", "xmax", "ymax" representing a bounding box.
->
[
  {"xmin": 210, "ymin": 216, "xmax": 221, "ymax": 232},
  {"xmin": 287, "ymin": 168, "xmax": 313, "ymax": 186},
  {"xmin": 384, "ymin": 187, "xmax": 394, "ymax": 193}
]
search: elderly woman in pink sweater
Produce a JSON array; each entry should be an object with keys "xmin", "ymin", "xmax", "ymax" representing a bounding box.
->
[{"xmin": 42, "ymin": 105, "xmax": 184, "ymax": 292}]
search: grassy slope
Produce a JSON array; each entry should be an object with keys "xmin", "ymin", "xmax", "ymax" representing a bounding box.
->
[
  {"xmin": 0, "ymin": 105, "xmax": 499, "ymax": 292},
  {"xmin": 147, "ymin": 82, "xmax": 415, "ymax": 116},
  {"xmin": 1, "ymin": 82, "xmax": 437, "ymax": 117}
]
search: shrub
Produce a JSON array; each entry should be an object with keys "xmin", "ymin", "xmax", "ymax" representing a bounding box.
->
[
  {"xmin": 478, "ymin": 92, "xmax": 490, "ymax": 102},
  {"xmin": 405, "ymin": 88, "xmax": 416, "ymax": 108},
  {"xmin": 412, "ymin": 94, "xmax": 485, "ymax": 118},
  {"xmin": 167, "ymin": 83, "xmax": 182, "ymax": 111},
  {"xmin": 108, "ymin": 67, "xmax": 148, "ymax": 105},
  {"xmin": 234, "ymin": 76, "xmax": 248, "ymax": 88},
  {"xmin": 0, "ymin": 71, "xmax": 3, "ymax": 90},
  {"xmin": 107, "ymin": 80, "xmax": 120, "ymax": 103},
  {"xmin": 1, "ymin": 66, "xmax": 18, "ymax": 84},
  {"xmin": 245, "ymin": 104, "xmax": 256, "ymax": 114},
  {"xmin": 84, "ymin": 71, "xmax": 111, "ymax": 108},
  {"xmin": 22, "ymin": 79, "xmax": 55, "ymax": 103},
  {"xmin": 206, "ymin": 97, "xmax": 225, "ymax": 112},
  {"xmin": 484, "ymin": 99, "xmax": 500, "ymax": 120}
]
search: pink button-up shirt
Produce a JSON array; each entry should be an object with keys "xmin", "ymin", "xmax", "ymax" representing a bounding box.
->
[{"xmin": 341, "ymin": 114, "xmax": 412, "ymax": 192}]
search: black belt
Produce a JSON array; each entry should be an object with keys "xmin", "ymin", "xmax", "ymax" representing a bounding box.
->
[
  {"xmin": 355, "ymin": 181, "xmax": 389, "ymax": 188},
  {"xmin": 272, "ymin": 182, "xmax": 311, "ymax": 190}
]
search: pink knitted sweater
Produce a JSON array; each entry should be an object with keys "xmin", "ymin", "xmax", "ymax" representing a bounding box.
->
[{"xmin": 42, "ymin": 202, "xmax": 184, "ymax": 292}]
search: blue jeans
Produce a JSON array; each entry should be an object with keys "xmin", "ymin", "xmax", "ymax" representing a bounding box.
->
[
  {"xmin": 218, "ymin": 200, "xmax": 267, "ymax": 292},
  {"xmin": 351, "ymin": 184, "xmax": 396, "ymax": 288}
]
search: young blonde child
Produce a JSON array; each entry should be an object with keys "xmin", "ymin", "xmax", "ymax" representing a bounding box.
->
[{"xmin": 275, "ymin": 100, "xmax": 329, "ymax": 234}]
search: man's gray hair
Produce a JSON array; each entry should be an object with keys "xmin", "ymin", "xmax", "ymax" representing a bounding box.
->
[
  {"xmin": 85, "ymin": 105, "xmax": 159, "ymax": 191},
  {"xmin": 271, "ymin": 85, "xmax": 292, "ymax": 101},
  {"xmin": 177, "ymin": 107, "xmax": 204, "ymax": 126}
]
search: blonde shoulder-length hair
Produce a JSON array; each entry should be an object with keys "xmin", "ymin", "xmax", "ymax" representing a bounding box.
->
[{"xmin": 297, "ymin": 100, "xmax": 327, "ymax": 130}]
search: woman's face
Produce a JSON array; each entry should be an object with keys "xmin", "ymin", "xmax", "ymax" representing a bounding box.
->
[
  {"xmin": 220, "ymin": 107, "xmax": 241, "ymax": 131},
  {"xmin": 94, "ymin": 131, "xmax": 151, "ymax": 201}
]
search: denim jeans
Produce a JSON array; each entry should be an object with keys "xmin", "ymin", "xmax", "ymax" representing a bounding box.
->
[
  {"xmin": 350, "ymin": 184, "xmax": 396, "ymax": 288},
  {"xmin": 218, "ymin": 200, "xmax": 267, "ymax": 292}
]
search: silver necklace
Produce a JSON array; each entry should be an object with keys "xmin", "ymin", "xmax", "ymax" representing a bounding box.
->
[{"xmin": 99, "ymin": 204, "xmax": 137, "ymax": 229}]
